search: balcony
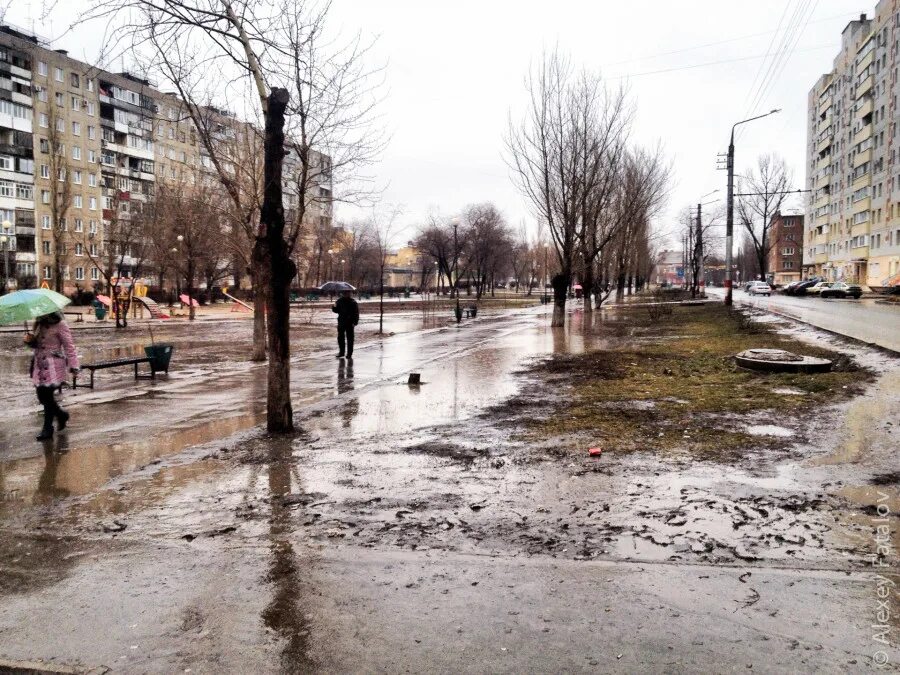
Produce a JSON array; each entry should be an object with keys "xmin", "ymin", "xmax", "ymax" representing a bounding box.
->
[
  {"xmin": 849, "ymin": 245, "xmax": 869, "ymax": 258},
  {"xmin": 857, "ymin": 74, "xmax": 874, "ymax": 99},
  {"xmin": 814, "ymin": 173, "xmax": 830, "ymax": 190},
  {"xmin": 857, "ymin": 49, "xmax": 875, "ymax": 72},
  {"xmin": 815, "ymin": 212, "xmax": 830, "ymax": 226},
  {"xmin": 814, "ymin": 252, "xmax": 829, "ymax": 264},
  {"xmin": 852, "ymin": 124, "xmax": 872, "ymax": 147},
  {"xmin": 816, "ymin": 135, "xmax": 832, "ymax": 153},
  {"xmin": 814, "ymin": 194, "xmax": 830, "ymax": 210},
  {"xmin": 853, "ymin": 148, "xmax": 872, "ymax": 168},
  {"xmin": 851, "ymin": 222, "xmax": 871, "ymax": 238},
  {"xmin": 816, "ymin": 155, "xmax": 831, "ymax": 171},
  {"xmin": 851, "ymin": 196, "xmax": 871, "ymax": 214},
  {"xmin": 856, "ymin": 98, "xmax": 873, "ymax": 119},
  {"xmin": 817, "ymin": 96, "xmax": 833, "ymax": 117},
  {"xmin": 852, "ymin": 173, "xmax": 872, "ymax": 191}
]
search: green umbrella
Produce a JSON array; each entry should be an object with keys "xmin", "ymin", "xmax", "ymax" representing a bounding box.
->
[{"xmin": 0, "ymin": 288, "xmax": 71, "ymax": 326}]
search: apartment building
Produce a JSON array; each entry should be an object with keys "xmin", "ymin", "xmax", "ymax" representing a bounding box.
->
[
  {"xmin": 0, "ymin": 29, "xmax": 36, "ymax": 288},
  {"xmin": 806, "ymin": 7, "xmax": 900, "ymax": 290},
  {"xmin": 767, "ymin": 211, "xmax": 804, "ymax": 286},
  {"xmin": 0, "ymin": 23, "xmax": 333, "ymax": 296}
]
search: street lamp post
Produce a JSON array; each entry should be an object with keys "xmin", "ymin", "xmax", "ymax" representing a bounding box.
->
[
  {"xmin": 0, "ymin": 219, "xmax": 11, "ymax": 294},
  {"xmin": 696, "ymin": 190, "xmax": 719, "ymax": 297},
  {"xmin": 725, "ymin": 109, "xmax": 780, "ymax": 305}
]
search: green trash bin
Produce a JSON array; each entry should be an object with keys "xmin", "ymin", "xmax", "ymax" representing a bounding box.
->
[
  {"xmin": 144, "ymin": 344, "xmax": 174, "ymax": 373},
  {"xmin": 92, "ymin": 299, "xmax": 107, "ymax": 320}
]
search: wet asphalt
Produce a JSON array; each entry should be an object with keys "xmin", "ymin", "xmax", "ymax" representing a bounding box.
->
[{"xmin": 0, "ymin": 301, "xmax": 897, "ymax": 673}]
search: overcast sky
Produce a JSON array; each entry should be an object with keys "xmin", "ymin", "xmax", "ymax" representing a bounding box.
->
[{"xmin": 5, "ymin": 0, "xmax": 869, "ymax": 247}]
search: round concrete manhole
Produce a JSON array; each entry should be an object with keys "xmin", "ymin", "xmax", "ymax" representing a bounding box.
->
[{"xmin": 735, "ymin": 348, "xmax": 832, "ymax": 373}]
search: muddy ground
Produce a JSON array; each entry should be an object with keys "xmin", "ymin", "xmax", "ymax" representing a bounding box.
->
[{"xmin": 0, "ymin": 300, "xmax": 897, "ymax": 673}]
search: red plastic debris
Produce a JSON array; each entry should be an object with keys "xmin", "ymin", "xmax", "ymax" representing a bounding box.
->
[{"xmin": 588, "ymin": 447, "xmax": 603, "ymax": 457}]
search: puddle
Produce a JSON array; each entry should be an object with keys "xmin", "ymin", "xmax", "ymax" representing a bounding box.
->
[
  {"xmin": 772, "ymin": 387, "xmax": 806, "ymax": 395},
  {"xmin": 745, "ymin": 425, "xmax": 793, "ymax": 437}
]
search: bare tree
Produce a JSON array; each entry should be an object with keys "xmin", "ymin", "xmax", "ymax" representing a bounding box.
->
[
  {"xmin": 737, "ymin": 154, "xmax": 791, "ymax": 282},
  {"xmin": 464, "ymin": 203, "xmax": 511, "ymax": 300},
  {"xmin": 89, "ymin": 0, "xmax": 383, "ymax": 432},
  {"xmin": 369, "ymin": 205, "xmax": 402, "ymax": 335},
  {"xmin": 42, "ymin": 102, "xmax": 73, "ymax": 293}
]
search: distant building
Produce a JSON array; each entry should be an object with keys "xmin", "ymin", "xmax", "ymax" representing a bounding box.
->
[
  {"xmin": 767, "ymin": 211, "xmax": 804, "ymax": 286},
  {"xmin": 653, "ymin": 249, "xmax": 683, "ymax": 286}
]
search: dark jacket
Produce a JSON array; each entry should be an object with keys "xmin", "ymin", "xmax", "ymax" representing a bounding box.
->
[{"xmin": 332, "ymin": 296, "xmax": 359, "ymax": 327}]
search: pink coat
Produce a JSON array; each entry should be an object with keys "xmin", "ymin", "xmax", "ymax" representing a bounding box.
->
[{"xmin": 31, "ymin": 320, "xmax": 80, "ymax": 388}]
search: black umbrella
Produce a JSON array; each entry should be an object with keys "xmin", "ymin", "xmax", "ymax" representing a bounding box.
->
[{"xmin": 318, "ymin": 281, "xmax": 356, "ymax": 293}]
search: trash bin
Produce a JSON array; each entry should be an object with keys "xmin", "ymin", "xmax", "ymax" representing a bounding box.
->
[
  {"xmin": 145, "ymin": 344, "xmax": 174, "ymax": 373},
  {"xmin": 92, "ymin": 299, "xmax": 107, "ymax": 320}
]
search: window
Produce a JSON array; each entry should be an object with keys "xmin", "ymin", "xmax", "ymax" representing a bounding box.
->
[
  {"xmin": 0, "ymin": 181, "xmax": 12, "ymax": 198},
  {"xmin": 72, "ymin": 146, "xmax": 81, "ymax": 160},
  {"xmin": 71, "ymin": 96, "xmax": 80, "ymax": 111},
  {"xmin": 90, "ymin": 243, "xmax": 98, "ymax": 256},
  {"xmin": 86, "ymin": 101, "xmax": 95, "ymax": 116},
  {"xmin": 38, "ymin": 61, "xmax": 48, "ymax": 76},
  {"xmin": 39, "ymin": 138, "xmax": 49, "ymax": 154},
  {"xmin": 88, "ymin": 196, "xmax": 97, "ymax": 210},
  {"xmin": 63, "ymin": 266, "xmax": 69, "ymax": 280},
  {"xmin": 41, "ymin": 215, "xmax": 51, "ymax": 230},
  {"xmin": 72, "ymin": 121, "xmax": 81, "ymax": 136},
  {"xmin": 54, "ymin": 92, "xmax": 63, "ymax": 107},
  {"xmin": 42, "ymin": 240, "xmax": 50, "ymax": 255},
  {"xmin": 43, "ymin": 266, "xmax": 51, "ymax": 280},
  {"xmin": 74, "ymin": 218, "xmax": 83, "ymax": 232},
  {"xmin": 88, "ymin": 173, "xmax": 97, "ymax": 187},
  {"xmin": 15, "ymin": 183, "xmax": 31, "ymax": 200},
  {"xmin": 73, "ymin": 170, "xmax": 82, "ymax": 184},
  {"xmin": 54, "ymin": 67, "xmax": 64, "ymax": 82},
  {"xmin": 784, "ymin": 261, "xmax": 794, "ymax": 269},
  {"xmin": 781, "ymin": 247, "xmax": 795, "ymax": 255},
  {"xmin": 55, "ymin": 117, "xmax": 64, "ymax": 132},
  {"xmin": 91, "ymin": 267, "xmax": 99, "ymax": 281},
  {"xmin": 89, "ymin": 220, "xmax": 97, "ymax": 234},
  {"xmin": 35, "ymin": 86, "xmax": 48, "ymax": 102},
  {"xmin": 75, "ymin": 243, "xmax": 83, "ymax": 256},
  {"xmin": 0, "ymin": 99, "xmax": 29, "ymax": 118},
  {"xmin": 88, "ymin": 150, "xmax": 96, "ymax": 163},
  {"xmin": 87, "ymin": 125, "xmax": 95, "ymax": 140},
  {"xmin": 41, "ymin": 190, "xmax": 50, "ymax": 204},
  {"xmin": 73, "ymin": 195, "xmax": 82, "ymax": 208},
  {"xmin": 75, "ymin": 267, "xmax": 84, "ymax": 280},
  {"xmin": 57, "ymin": 167, "xmax": 65, "ymax": 181},
  {"xmin": 0, "ymin": 156, "xmax": 11, "ymax": 170},
  {"xmin": 70, "ymin": 73, "xmax": 80, "ymax": 88},
  {"xmin": 39, "ymin": 113, "xmax": 48, "ymax": 128}
]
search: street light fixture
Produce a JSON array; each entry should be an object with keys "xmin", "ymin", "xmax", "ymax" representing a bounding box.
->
[{"xmin": 725, "ymin": 109, "xmax": 780, "ymax": 306}]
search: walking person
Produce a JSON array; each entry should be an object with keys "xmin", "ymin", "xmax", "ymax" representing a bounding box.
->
[
  {"xmin": 25, "ymin": 311, "xmax": 79, "ymax": 440},
  {"xmin": 331, "ymin": 289, "xmax": 359, "ymax": 359}
]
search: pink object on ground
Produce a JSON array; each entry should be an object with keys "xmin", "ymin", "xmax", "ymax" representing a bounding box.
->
[
  {"xmin": 588, "ymin": 447, "xmax": 602, "ymax": 457},
  {"xmin": 179, "ymin": 294, "xmax": 200, "ymax": 307}
]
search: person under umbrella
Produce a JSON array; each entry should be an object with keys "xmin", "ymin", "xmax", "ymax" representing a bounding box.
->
[
  {"xmin": 25, "ymin": 311, "xmax": 79, "ymax": 440},
  {"xmin": 331, "ymin": 289, "xmax": 359, "ymax": 359}
]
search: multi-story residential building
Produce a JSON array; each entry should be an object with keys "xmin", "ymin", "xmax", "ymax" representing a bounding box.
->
[
  {"xmin": 767, "ymin": 210, "xmax": 804, "ymax": 286},
  {"xmin": 806, "ymin": 8, "xmax": 900, "ymax": 290},
  {"xmin": 0, "ymin": 27, "xmax": 36, "ymax": 289},
  {"xmin": 0, "ymin": 23, "xmax": 334, "ymax": 297}
]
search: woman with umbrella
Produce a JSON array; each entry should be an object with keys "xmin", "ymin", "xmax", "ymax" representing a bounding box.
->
[
  {"xmin": 1, "ymin": 289, "xmax": 80, "ymax": 440},
  {"xmin": 25, "ymin": 311, "xmax": 79, "ymax": 440}
]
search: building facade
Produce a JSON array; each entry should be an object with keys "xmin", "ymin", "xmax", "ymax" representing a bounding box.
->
[
  {"xmin": 806, "ymin": 7, "xmax": 900, "ymax": 290},
  {"xmin": 0, "ymin": 23, "xmax": 333, "ymax": 296},
  {"xmin": 767, "ymin": 211, "xmax": 804, "ymax": 286}
]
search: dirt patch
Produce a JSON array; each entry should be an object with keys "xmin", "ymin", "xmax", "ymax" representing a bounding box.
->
[{"xmin": 495, "ymin": 304, "xmax": 874, "ymax": 460}]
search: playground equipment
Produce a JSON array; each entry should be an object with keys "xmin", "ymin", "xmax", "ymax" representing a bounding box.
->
[{"xmin": 221, "ymin": 287, "xmax": 253, "ymax": 313}]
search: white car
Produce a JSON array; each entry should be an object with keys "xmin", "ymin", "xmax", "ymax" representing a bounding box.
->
[{"xmin": 747, "ymin": 281, "xmax": 772, "ymax": 296}]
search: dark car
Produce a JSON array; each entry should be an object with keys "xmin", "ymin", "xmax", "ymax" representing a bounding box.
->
[
  {"xmin": 781, "ymin": 280, "xmax": 803, "ymax": 295},
  {"xmin": 820, "ymin": 281, "xmax": 862, "ymax": 299},
  {"xmin": 791, "ymin": 279, "xmax": 822, "ymax": 296}
]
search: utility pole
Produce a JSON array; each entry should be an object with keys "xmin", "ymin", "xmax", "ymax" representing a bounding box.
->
[
  {"xmin": 724, "ymin": 109, "xmax": 780, "ymax": 305},
  {"xmin": 696, "ymin": 202, "xmax": 704, "ymax": 297}
]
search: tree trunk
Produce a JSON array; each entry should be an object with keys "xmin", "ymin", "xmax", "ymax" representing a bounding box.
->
[
  {"xmin": 582, "ymin": 263, "xmax": 594, "ymax": 314},
  {"xmin": 379, "ymin": 263, "xmax": 384, "ymax": 334},
  {"xmin": 258, "ymin": 88, "xmax": 295, "ymax": 434},
  {"xmin": 551, "ymin": 272, "xmax": 568, "ymax": 327},
  {"xmin": 616, "ymin": 272, "xmax": 626, "ymax": 302},
  {"xmin": 250, "ymin": 264, "xmax": 267, "ymax": 362},
  {"xmin": 187, "ymin": 260, "xmax": 196, "ymax": 321}
]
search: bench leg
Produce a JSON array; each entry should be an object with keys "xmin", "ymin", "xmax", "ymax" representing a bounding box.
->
[
  {"xmin": 90, "ymin": 369, "xmax": 95, "ymax": 389},
  {"xmin": 134, "ymin": 361, "xmax": 139, "ymax": 379}
]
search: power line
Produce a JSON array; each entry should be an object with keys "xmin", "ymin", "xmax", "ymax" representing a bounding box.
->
[
  {"xmin": 607, "ymin": 44, "xmax": 832, "ymax": 80},
  {"xmin": 739, "ymin": 0, "xmax": 794, "ymax": 118},
  {"xmin": 602, "ymin": 11, "xmax": 858, "ymax": 68}
]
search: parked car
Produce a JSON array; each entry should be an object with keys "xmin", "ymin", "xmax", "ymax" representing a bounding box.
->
[
  {"xmin": 790, "ymin": 278, "xmax": 822, "ymax": 296},
  {"xmin": 820, "ymin": 281, "xmax": 862, "ymax": 299},
  {"xmin": 781, "ymin": 280, "xmax": 805, "ymax": 295},
  {"xmin": 807, "ymin": 281, "xmax": 833, "ymax": 295},
  {"xmin": 746, "ymin": 281, "xmax": 772, "ymax": 296}
]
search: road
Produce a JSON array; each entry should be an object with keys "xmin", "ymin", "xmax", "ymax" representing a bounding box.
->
[
  {"xmin": 0, "ymin": 303, "xmax": 897, "ymax": 672},
  {"xmin": 707, "ymin": 287, "xmax": 900, "ymax": 353}
]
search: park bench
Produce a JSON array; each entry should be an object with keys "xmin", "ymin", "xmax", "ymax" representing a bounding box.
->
[
  {"xmin": 72, "ymin": 348, "xmax": 174, "ymax": 389},
  {"xmin": 63, "ymin": 311, "xmax": 84, "ymax": 323}
]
